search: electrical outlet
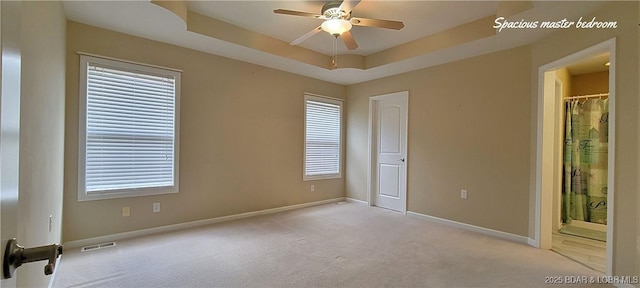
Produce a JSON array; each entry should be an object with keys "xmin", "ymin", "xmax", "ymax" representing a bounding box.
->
[
  {"xmin": 311, "ymin": 185, "xmax": 315, "ymax": 192},
  {"xmin": 122, "ymin": 206, "xmax": 130, "ymax": 217},
  {"xmin": 49, "ymin": 215, "xmax": 53, "ymax": 232},
  {"xmin": 153, "ymin": 202, "xmax": 160, "ymax": 213},
  {"xmin": 461, "ymin": 189, "xmax": 468, "ymax": 199}
]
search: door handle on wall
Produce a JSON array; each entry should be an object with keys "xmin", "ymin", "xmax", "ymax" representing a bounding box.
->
[{"xmin": 3, "ymin": 238, "xmax": 63, "ymax": 279}]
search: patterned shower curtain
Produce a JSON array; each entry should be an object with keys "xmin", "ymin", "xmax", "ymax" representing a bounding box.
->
[{"xmin": 562, "ymin": 98, "xmax": 608, "ymax": 225}]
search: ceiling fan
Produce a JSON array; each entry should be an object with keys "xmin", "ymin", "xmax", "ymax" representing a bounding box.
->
[{"xmin": 274, "ymin": 0, "xmax": 405, "ymax": 51}]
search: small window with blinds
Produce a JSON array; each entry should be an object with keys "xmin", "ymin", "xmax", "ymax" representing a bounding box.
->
[
  {"xmin": 304, "ymin": 94, "xmax": 342, "ymax": 181},
  {"xmin": 78, "ymin": 55, "xmax": 180, "ymax": 201}
]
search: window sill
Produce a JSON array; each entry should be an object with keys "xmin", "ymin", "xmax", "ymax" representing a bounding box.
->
[
  {"xmin": 78, "ymin": 186, "xmax": 178, "ymax": 202},
  {"xmin": 303, "ymin": 175, "xmax": 342, "ymax": 181}
]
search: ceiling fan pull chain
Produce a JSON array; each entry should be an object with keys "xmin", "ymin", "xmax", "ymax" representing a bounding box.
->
[{"xmin": 332, "ymin": 35, "xmax": 338, "ymax": 69}]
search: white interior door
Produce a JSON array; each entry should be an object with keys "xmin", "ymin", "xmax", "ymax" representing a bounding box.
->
[
  {"xmin": 1, "ymin": 1, "xmax": 21, "ymax": 286},
  {"xmin": 370, "ymin": 91, "xmax": 408, "ymax": 213}
]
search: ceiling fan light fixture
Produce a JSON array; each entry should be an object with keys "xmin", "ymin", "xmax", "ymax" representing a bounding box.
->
[{"xmin": 321, "ymin": 18, "xmax": 352, "ymax": 36}]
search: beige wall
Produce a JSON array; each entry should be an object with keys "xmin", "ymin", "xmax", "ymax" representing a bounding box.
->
[
  {"xmin": 530, "ymin": 1, "xmax": 638, "ymax": 277},
  {"xmin": 63, "ymin": 22, "xmax": 346, "ymax": 242},
  {"xmin": 347, "ymin": 45, "xmax": 532, "ymax": 237},
  {"xmin": 347, "ymin": 1, "xmax": 638, "ymax": 277},
  {"xmin": 571, "ymin": 71, "xmax": 609, "ymax": 96},
  {"xmin": 17, "ymin": 1, "xmax": 66, "ymax": 287}
]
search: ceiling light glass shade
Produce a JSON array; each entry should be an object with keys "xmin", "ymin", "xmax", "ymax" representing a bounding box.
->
[{"xmin": 321, "ymin": 19, "xmax": 352, "ymax": 35}]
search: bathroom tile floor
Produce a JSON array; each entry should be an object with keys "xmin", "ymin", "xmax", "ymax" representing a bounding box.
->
[{"xmin": 552, "ymin": 231, "xmax": 606, "ymax": 273}]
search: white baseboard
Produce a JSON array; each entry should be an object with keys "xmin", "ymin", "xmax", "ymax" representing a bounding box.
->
[
  {"xmin": 406, "ymin": 211, "xmax": 529, "ymax": 244},
  {"xmin": 527, "ymin": 238, "xmax": 539, "ymax": 247},
  {"xmin": 345, "ymin": 197, "xmax": 368, "ymax": 205},
  {"xmin": 64, "ymin": 197, "xmax": 345, "ymax": 249}
]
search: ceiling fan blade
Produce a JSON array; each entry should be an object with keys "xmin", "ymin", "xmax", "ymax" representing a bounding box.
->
[
  {"xmin": 341, "ymin": 31, "xmax": 358, "ymax": 50},
  {"xmin": 290, "ymin": 26, "xmax": 323, "ymax": 46},
  {"xmin": 273, "ymin": 9, "xmax": 323, "ymax": 19},
  {"xmin": 350, "ymin": 17, "xmax": 405, "ymax": 30},
  {"xmin": 338, "ymin": 0, "xmax": 361, "ymax": 13}
]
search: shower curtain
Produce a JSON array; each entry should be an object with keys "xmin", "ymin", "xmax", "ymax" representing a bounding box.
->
[{"xmin": 562, "ymin": 98, "xmax": 608, "ymax": 225}]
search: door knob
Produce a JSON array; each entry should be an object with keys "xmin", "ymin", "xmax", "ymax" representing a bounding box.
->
[
  {"xmin": 3, "ymin": 238, "xmax": 63, "ymax": 279},
  {"xmin": 400, "ymin": 158, "xmax": 405, "ymax": 162}
]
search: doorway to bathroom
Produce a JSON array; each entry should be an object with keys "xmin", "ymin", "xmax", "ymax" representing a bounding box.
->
[{"xmin": 535, "ymin": 39, "xmax": 615, "ymax": 275}]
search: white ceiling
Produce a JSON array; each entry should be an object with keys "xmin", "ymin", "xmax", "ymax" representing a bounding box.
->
[
  {"xmin": 188, "ymin": 1, "xmax": 500, "ymax": 55},
  {"xmin": 63, "ymin": 1, "xmax": 608, "ymax": 85}
]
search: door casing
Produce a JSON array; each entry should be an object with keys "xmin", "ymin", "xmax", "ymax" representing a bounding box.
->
[{"xmin": 534, "ymin": 38, "xmax": 615, "ymax": 276}]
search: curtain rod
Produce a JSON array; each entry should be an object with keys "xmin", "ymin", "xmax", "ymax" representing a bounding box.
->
[{"xmin": 564, "ymin": 92, "xmax": 609, "ymax": 101}]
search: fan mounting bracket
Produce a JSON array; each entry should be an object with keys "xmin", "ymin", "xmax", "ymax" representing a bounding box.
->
[{"xmin": 322, "ymin": 1, "xmax": 349, "ymax": 19}]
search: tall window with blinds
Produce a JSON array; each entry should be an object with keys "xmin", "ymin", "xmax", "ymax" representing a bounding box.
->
[
  {"xmin": 78, "ymin": 55, "xmax": 180, "ymax": 201},
  {"xmin": 304, "ymin": 94, "xmax": 342, "ymax": 180}
]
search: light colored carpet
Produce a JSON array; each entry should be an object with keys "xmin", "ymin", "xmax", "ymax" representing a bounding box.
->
[{"xmin": 52, "ymin": 203, "xmax": 609, "ymax": 288}]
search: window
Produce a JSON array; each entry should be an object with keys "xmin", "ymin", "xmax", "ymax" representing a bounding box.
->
[
  {"xmin": 304, "ymin": 94, "xmax": 342, "ymax": 180},
  {"xmin": 78, "ymin": 55, "xmax": 180, "ymax": 201}
]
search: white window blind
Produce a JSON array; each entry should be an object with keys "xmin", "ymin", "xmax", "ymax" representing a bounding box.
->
[
  {"xmin": 78, "ymin": 55, "xmax": 180, "ymax": 201},
  {"xmin": 304, "ymin": 95, "xmax": 342, "ymax": 180}
]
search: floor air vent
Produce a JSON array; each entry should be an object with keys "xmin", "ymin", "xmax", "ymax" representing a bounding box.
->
[{"xmin": 81, "ymin": 241, "xmax": 116, "ymax": 252}]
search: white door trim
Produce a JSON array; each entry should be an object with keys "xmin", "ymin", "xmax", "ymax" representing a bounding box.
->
[
  {"xmin": 534, "ymin": 38, "xmax": 615, "ymax": 276},
  {"xmin": 367, "ymin": 91, "xmax": 408, "ymax": 214}
]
